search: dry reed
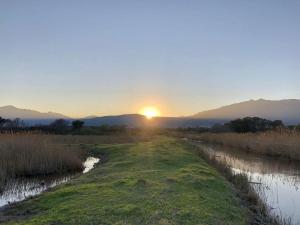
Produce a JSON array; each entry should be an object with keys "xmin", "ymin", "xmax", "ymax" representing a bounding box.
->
[
  {"xmin": 0, "ymin": 134, "xmax": 86, "ymax": 191},
  {"xmin": 192, "ymin": 131, "xmax": 300, "ymax": 160},
  {"xmin": 0, "ymin": 132, "xmax": 153, "ymax": 191}
]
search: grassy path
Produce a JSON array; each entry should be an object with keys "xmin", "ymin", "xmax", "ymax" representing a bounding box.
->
[{"xmin": 3, "ymin": 137, "xmax": 248, "ymax": 225}]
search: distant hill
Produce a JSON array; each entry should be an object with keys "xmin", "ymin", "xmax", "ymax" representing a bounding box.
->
[
  {"xmin": 2, "ymin": 99, "xmax": 299, "ymax": 127},
  {"xmin": 83, "ymin": 114, "xmax": 147, "ymax": 127},
  {"xmin": 0, "ymin": 105, "xmax": 70, "ymax": 125},
  {"xmin": 82, "ymin": 115, "xmax": 99, "ymax": 119},
  {"xmin": 192, "ymin": 99, "xmax": 300, "ymax": 125},
  {"xmin": 83, "ymin": 114, "xmax": 221, "ymax": 128}
]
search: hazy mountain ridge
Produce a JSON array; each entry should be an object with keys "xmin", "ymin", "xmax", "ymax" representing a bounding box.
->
[
  {"xmin": 0, "ymin": 105, "xmax": 69, "ymax": 120},
  {"xmin": 83, "ymin": 114, "xmax": 222, "ymax": 128},
  {"xmin": 83, "ymin": 114, "xmax": 146, "ymax": 127},
  {"xmin": 193, "ymin": 99, "xmax": 300, "ymax": 125},
  {"xmin": 1, "ymin": 99, "xmax": 300, "ymax": 127}
]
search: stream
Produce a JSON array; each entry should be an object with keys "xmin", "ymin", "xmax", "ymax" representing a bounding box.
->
[
  {"xmin": 0, "ymin": 156, "xmax": 100, "ymax": 208},
  {"xmin": 190, "ymin": 140, "xmax": 300, "ymax": 224}
]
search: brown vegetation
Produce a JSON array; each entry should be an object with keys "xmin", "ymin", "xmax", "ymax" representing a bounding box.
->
[
  {"xmin": 0, "ymin": 134, "xmax": 86, "ymax": 190},
  {"xmin": 0, "ymin": 132, "xmax": 153, "ymax": 190},
  {"xmin": 186, "ymin": 130, "xmax": 300, "ymax": 160}
]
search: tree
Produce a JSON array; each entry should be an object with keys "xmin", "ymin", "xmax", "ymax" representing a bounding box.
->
[
  {"xmin": 271, "ymin": 120, "xmax": 284, "ymax": 129},
  {"xmin": 7, "ymin": 118, "xmax": 25, "ymax": 128},
  {"xmin": 49, "ymin": 119, "xmax": 69, "ymax": 133},
  {"xmin": 72, "ymin": 120, "xmax": 84, "ymax": 130},
  {"xmin": 0, "ymin": 117, "xmax": 8, "ymax": 128},
  {"xmin": 227, "ymin": 117, "xmax": 284, "ymax": 133}
]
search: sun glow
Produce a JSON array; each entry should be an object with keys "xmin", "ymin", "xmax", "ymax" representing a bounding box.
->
[{"xmin": 140, "ymin": 106, "xmax": 160, "ymax": 119}]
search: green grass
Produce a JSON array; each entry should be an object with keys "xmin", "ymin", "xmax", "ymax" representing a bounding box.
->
[{"xmin": 3, "ymin": 137, "xmax": 248, "ymax": 225}]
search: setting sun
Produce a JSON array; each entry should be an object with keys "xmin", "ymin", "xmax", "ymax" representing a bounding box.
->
[{"xmin": 139, "ymin": 106, "xmax": 160, "ymax": 119}]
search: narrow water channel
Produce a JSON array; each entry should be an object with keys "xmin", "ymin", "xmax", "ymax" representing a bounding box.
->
[
  {"xmin": 191, "ymin": 141, "xmax": 300, "ymax": 224},
  {"xmin": 0, "ymin": 156, "xmax": 100, "ymax": 208}
]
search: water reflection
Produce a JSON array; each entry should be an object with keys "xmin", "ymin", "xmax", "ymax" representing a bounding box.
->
[
  {"xmin": 197, "ymin": 142, "xmax": 300, "ymax": 224},
  {"xmin": 83, "ymin": 157, "xmax": 100, "ymax": 173},
  {"xmin": 0, "ymin": 176, "xmax": 71, "ymax": 208},
  {"xmin": 0, "ymin": 157, "xmax": 99, "ymax": 208}
]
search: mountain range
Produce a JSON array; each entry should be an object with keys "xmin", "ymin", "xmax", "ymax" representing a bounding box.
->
[
  {"xmin": 1, "ymin": 99, "xmax": 299, "ymax": 127},
  {"xmin": 0, "ymin": 105, "xmax": 70, "ymax": 125},
  {"xmin": 192, "ymin": 99, "xmax": 300, "ymax": 125}
]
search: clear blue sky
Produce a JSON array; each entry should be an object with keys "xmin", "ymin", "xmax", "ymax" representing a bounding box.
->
[{"xmin": 1, "ymin": 0, "xmax": 299, "ymax": 117}]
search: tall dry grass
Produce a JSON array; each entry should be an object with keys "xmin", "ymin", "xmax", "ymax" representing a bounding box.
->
[
  {"xmin": 0, "ymin": 134, "xmax": 87, "ymax": 190},
  {"xmin": 0, "ymin": 132, "xmax": 153, "ymax": 191},
  {"xmin": 190, "ymin": 131, "xmax": 300, "ymax": 160}
]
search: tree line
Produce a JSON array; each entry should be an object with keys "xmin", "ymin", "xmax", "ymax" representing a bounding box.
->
[
  {"xmin": 0, "ymin": 117, "xmax": 128, "ymax": 134},
  {"xmin": 211, "ymin": 117, "xmax": 300, "ymax": 133},
  {"xmin": 0, "ymin": 117, "xmax": 84, "ymax": 133},
  {"xmin": 0, "ymin": 117, "xmax": 25, "ymax": 129},
  {"xmin": 1, "ymin": 116, "xmax": 300, "ymax": 134}
]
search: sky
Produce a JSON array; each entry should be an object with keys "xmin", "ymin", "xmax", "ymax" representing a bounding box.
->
[{"xmin": 1, "ymin": 0, "xmax": 300, "ymax": 117}]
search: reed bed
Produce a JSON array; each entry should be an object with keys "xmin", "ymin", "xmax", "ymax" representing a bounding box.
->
[
  {"xmin": 192, "ymin": 131, "xmax": 300, "ymax": 160},
  {"xmin": 0, "ymin": 134, "xmax": 86, "ymax": 191},
  {"xmin": 0, "ymin": 132, "xmax": 153, "ymax": 191}
]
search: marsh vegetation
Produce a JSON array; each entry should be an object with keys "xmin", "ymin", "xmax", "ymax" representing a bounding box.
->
[
  {"xmin": 0, "ymin": 134, "xmax": 85, "ymax": 191},
  {"xmin": 1, "ymin": 128, "xmax": 299, "ymax": 225},
  {"xmin": 183, "ymin": 130, "xmax": 300, "ymax": 160},
  {"xmin": 1, "ymin": 137, "xmax": 249, "ymax": 225},
  {"xmin": 0, "ymin": 133, "xmax": 152, "ymax": 192},
  {"xmin": 183, "ymin": 136, "xmax": 300, "ymax": 225}
]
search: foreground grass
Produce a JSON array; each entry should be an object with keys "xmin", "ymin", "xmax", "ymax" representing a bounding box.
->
[{"xmin": 2, "ymin": 137, "xmax": 248, "ymax": 225}]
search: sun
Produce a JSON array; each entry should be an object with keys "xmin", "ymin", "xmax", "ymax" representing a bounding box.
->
[{"xmin": 139, "ymin": 106, "xmax": 160, "ymax": 119}]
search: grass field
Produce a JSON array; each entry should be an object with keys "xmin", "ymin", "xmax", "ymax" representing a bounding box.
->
[{"xmin": 2, "ymin": 137, "xmax": 248, "ymax": 225}]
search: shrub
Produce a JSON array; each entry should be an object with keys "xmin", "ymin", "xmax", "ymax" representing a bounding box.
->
[
  {"xmin": 72, "ymin": 120, "xmax": 85, "ymax": 130},
  {"xmin": 226, "ymin": 117, "xmax": 284, "ymax": 133}
]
